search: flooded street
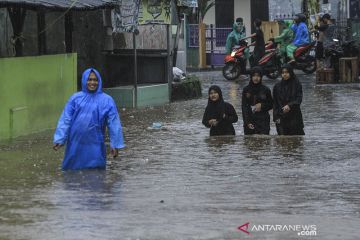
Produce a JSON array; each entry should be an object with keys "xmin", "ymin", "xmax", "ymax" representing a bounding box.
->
[{"xmin": 1, "ymin": 71, "xmax": 360, "ymax": 240}]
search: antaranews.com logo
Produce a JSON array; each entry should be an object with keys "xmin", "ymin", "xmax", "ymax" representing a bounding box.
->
[{"xmin": 238, "ymin": 222, "xmax": 317, "ymax": 237}]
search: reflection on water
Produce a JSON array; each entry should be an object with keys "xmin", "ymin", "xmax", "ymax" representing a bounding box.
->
[{"xmin": 1, "ymin": 72, "xmax": 360, "ymax": 239}]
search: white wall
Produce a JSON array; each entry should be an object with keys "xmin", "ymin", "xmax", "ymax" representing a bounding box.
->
[
  {"xmin": 234, "ymin": 0, "xmax": 251, "ymax": 37},
  {"xmin": 203, "ymin": 5, "xmax": 215, "ymax": 25}
]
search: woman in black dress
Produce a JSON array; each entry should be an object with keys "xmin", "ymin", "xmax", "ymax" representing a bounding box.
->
[
  {"xmin": 202, "ymin": 85, "xmax": 238, "ymax": 136},
  {"xmin": 242, "ymin": 67, "xmax": 273, "ymax": 135},
  {"xmin": 273, "ymin": 64, "xmax": 305, "ymax": 135}
]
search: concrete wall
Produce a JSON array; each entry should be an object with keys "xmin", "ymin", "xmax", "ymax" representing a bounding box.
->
[
  {"xmin": 103, "ymin": 84, "xmax": 169, "ymax": 108},
  {"xmin": 202, "ymin": 0, "xmax": 251, "ymax": 38},
  {"xmin": 234, "ymin": 0, "xmax": 252, "ymax": 38},
  {"xmin": 0, "ymin": 54, "xmax": 77, "ymax": 140}
]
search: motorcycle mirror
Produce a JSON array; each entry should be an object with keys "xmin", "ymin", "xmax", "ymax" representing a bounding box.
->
[{"xmin": 333, "ymin": 39, "xmax": 339, "ymax": 42}]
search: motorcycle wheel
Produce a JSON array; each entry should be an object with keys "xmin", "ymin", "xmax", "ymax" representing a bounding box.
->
[
  {"xmin": 302, "ymin": 59, "xmax": 317, "ymax": 74},
  {"xmin": 222, "ymin": 62, "xmax": 241, "ymax": 80}
]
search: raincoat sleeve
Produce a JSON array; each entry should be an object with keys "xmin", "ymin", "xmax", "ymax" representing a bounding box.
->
[
  {"xmin": 53, "ymin": 96, "xmax": 76, "ymax": 144},
  {"xmin": 107, "ymin": 99, "xmax": 125, "ymax": 149},
  {"xmin": 275, "ymin": 29, "xmax": 290, "ymax": 43},
  {"xmin": 287, "ymin": 81, "xmax": 303, "ymax": 107},
  {"xmin": 225, "ymin": 33, "xmax": 235, "ymax": 54},
  {"xmin": 261, "ymin": 88, "xmax": 274, "ymax": 112}
]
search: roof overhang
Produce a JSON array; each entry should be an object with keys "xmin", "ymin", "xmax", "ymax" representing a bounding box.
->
[{"xmin": 0, "ymin": 0, "xmax": 117, "ymax": 11}]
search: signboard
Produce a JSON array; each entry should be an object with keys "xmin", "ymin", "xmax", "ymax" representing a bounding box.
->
[
  {"xmin": 112, "ymin": 0, "xmax": 141, "ymax": 33},
  {"xmin": 177, "ymin": 0, "xmax": 198, "ymax": 7},
  {"xmin": 138, "ymin": 0, "xmax": 171, "ymax": 25}
]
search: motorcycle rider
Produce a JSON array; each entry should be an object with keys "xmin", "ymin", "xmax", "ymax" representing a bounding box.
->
[
  {"xmin": 320, "ymin": 13, "xmax": 337, "ymax": 67},
  {"xmin": 225, "ymin": 19, "xmax": 246, "ymax": 54},
  {"xmin": 286, "ymin": 13, "xmax": 310, "ymax": 64},
  {"xmin": 270, "ymin": 19, "xmax": 294, "ymax": 64}
]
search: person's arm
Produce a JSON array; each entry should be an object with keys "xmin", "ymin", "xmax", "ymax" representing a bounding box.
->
[
  {"xmin": 274, "ymin": 29, "xmax": 289, "ymax": 43},
  {"xmin": 260, "ymin": 88, "xmax": 274, "ymax": 112},
  {"xmin": 106, "ymin": 98, "xmax": 125, "ymax": 158},
  {"xmin": 53, "ymin": 96, "xmax": 75, "ymax": 150},
  {"xmin": 202, "ymin": 107, "xmax": 211, "ymax": 128},
  {"xmin": 272, "ymin": 85, "xmax": 282, "ymax": 122},
  {"xmin": 223, "ymin": 103, "xmax": 238, "ymax": 123},
  {"xmin": 241, "ymin": 89, "xmax": 252, "ymax": 125},
  {"xmin": 287, "ymin": 81, "xmax": 303, "ymax": 107}
]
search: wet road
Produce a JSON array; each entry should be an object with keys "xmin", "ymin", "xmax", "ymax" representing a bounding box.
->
[{"xmin": 1, "ymin": 71, "xmax": 360, "ymax": 240}]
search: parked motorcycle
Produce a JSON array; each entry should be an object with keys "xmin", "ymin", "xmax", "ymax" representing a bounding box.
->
[{"xmin": 324, "ymin": 38, "xmax": 360, "ymax": 80}]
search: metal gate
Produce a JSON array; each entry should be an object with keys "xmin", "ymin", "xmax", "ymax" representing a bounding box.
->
[{"xmin": 188, "ymin": 24, "xmax": 232, "ymax": 67}]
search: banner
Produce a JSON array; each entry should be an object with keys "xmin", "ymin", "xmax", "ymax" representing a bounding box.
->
[
  {"xmin": 112, "ymin": 0, "xmax": 141, "ymax": 33},
  {"xmin": 138, "ymin": 0, "xmax": 171, "ymax": 25},
  {"xmin": 177, "ymin": 0, "xmax": 198, "ymax": 7}
]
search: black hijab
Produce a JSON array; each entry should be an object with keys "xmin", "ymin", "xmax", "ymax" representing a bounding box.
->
[
  {"xmin": 279, "ymin": 64, "xmax": 300, "ymax": 101},
  {"xmin": 248, "ymin": 66, "xmax": 263, "ymax": 95},
  {"xmin": 206, "ymin": 85, "xmax": 226, "ymax": 120}
]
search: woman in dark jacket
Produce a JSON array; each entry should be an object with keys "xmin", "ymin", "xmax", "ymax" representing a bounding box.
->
[
  {"xmin": 273, "ymin": 64, "xmax": 305, "ymax": 135},
  {"xmin": 242, "ymin": 66, "xmax": 273, "ymax": 135},
  {"xmin": 202, "ymin": 85, "xmax": 238, "ymax": 136}
]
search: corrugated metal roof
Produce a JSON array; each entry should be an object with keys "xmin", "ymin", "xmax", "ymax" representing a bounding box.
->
[{"xmin": 0, "ymin": 0, "xmax": 118, "ymax": 10}]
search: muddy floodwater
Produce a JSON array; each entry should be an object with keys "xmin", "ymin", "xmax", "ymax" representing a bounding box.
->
[{"xmin": 1, "ymin": 71, "xmax": 360, "ymax": 240}]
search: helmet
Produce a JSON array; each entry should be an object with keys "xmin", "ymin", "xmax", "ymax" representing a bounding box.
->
[{"xmin": 295, "ymin": 13, "xmax": 306, "ymax": 23}]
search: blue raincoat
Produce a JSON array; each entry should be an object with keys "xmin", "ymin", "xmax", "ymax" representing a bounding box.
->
[
  {"xmin": 54, "ymin": 68, "xmax": 125, "ymax": 170},
  {"xmin": 292, "ymin": 22, "xmax": 309, "ymax": 47}
]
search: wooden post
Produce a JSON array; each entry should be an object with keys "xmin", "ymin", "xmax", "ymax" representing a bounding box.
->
[
  {"xmin": 339, "ymin": 57, "xmax": 358, "ymax": 83},
  {"xmin": 198, "ymin": 22, "xmax": 206, "ymax": 69},
  {"xmin": 37, "ymin": 10, "xmax": 46, "ymax": 55}
]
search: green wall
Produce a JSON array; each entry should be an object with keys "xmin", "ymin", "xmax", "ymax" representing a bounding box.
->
[
  {"xmin": 0, "ymin": 54, "xmax": 77, "ymax": 140},
  {"xmin": 104, "ymin": 84, "xmax": 169, "ymax": 108}
]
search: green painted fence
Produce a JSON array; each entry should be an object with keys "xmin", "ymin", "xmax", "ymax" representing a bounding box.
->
[{"xmin": 0, "ymin": 54, "xmax": 77, "ymax": 140}]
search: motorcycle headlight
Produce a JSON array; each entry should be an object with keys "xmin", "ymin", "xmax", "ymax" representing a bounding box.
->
[{"xmin": 231, "ymin": 51, "xmax": 236, "ymax": 57}]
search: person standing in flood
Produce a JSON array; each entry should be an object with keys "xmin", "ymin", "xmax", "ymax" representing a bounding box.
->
[
  {"xmin": 273, "ymin": 64, "xmax": 305, "ymax": 135},
  {"xmin": 202, "ymin": 85, "xmax": 238, "ymax": 136},
  {"xmin": 53, "ymin": 68, "xmax": 125, "ymax": 170},
  {"xmin": 241, "ymin": 67, "xmax": 273, "ymax": 135}
]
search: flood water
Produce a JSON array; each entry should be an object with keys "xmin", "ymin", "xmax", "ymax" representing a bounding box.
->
[{"xmin": 1, "ymin": 71, "xmax": 360, "ymax": 240}]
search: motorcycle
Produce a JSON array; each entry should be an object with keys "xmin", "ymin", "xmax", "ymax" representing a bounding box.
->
[
  {"xmin": 291, "ymin": 41, "xmax": 317, "ymax": 74},
  {"xmin": 324, "ymin": 38, "xmax": 360, "ymax": 80},
  {"xmin": 256, "ymin": 42, "xmax": 282, "ymax": 79},
  {"xmin": 222, "ymin": 40, "xmax": 254, "ymax": 80},
  {"xmin": 222, "ymin": 40, "xmax": 275, "ymax": 80}
]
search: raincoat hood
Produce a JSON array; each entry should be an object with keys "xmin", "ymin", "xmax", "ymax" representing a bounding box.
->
[{"xmin": 81, "ymin": 68, "xmax": 103, "ymax": 93}]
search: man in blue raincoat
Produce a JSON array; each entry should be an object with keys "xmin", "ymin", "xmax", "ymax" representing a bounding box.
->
[
  {"xmin": 53, "ymin": 68, "xmax": 125, "ymax": 170},
  {"xmin": 286, "ymin": 13, "xmax": 309, "ymax": 63}
]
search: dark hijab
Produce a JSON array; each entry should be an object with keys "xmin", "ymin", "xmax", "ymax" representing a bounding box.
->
[
  {"xmin": 206, "ymin": 85, "xmax": 226, "ymax": 120},
  {"xmin": 279, "ymin": 64, "xmax": 300, "ymax": 101},
  {"xmin": 248, "ymin": 66, "xmax": 263, "ymax": 95}
]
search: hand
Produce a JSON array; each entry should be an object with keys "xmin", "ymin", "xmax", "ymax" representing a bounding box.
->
[
  {"xmin": 282, "ymin": 105, "xmax": 290, "ymax": 113},
  {"xmin": 255, "ymin": 103, "xmax": 262, "ymax": 112},
  {"xmin": 53, "ymin": 143, "xmax": 63, "ymax": 151},
  {"xmin": 208, "ymin": 119, "xmax": 218, "ymax": 127},
  {"xmin": 247, "ymin": 123, "xmax": 255, "ymax": 129},
  {"xmin": 110, "ymin": 148, "xmax": 118, "ymax": 158}
]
